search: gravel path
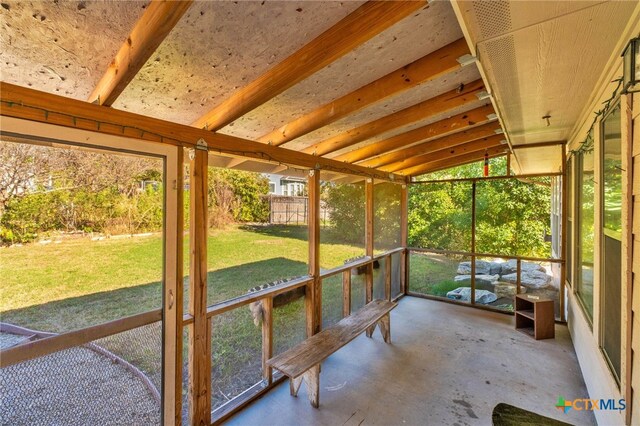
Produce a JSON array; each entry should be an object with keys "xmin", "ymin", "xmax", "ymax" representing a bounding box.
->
[
  {"xmin": 0, "ymin": 332, "xmax": 28, "ymax": 350},
  {"xmin": 0, "ymin": 345, "xmax": 160, "ymax": 425}
]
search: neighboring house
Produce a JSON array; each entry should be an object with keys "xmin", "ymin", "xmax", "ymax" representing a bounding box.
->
[{"xmin": 264, "ymin": 174, "xmax": 306, "ymax": 196}]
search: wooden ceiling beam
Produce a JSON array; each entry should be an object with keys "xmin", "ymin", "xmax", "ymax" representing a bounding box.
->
[
  {"xmin": 191, "ymin": 1, "xmax": 427, "ymax": 131},
  {"xmin": 302, "ymin": 79, "xmax": 486, "ymax": 157},
  {"xmin": 401, "ymin": 146, "xmax": 508, "ymax": 177},
  {"xmin": 358, "ymin": 121, "xmax": 501, "ymax": 169},
  {"xmin": 382, "ymin": 134, "xmax": 505, "ymax": 173},
  {"xmin": 88, "ymin": 0, "xmax": 193, "ymax": 106},
  {"xmin": 335, "ymin": 104, "xmax": 495, "ymax": 164},
  {"xmin": 411, "ymin": 152, "xmax": 507, "ymax": 177},
  {"xmin": 1, "ymin": 82, "xmax": 405, "ymax": 183},
  {"xmin": 261, "ymin": 37, "xmax": 471, "ymax": 146}
]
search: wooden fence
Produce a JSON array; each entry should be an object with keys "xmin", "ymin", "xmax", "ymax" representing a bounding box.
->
[{"xmin": 264, "ymin": 195, "xmax": 331, "ymax": 225}]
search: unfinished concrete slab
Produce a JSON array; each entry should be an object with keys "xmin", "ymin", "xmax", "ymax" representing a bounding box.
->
[{"xmin": 226, "ymin": 297, "xmax": 594, "ymax": 426}]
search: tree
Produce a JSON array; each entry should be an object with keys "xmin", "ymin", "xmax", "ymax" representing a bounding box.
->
[
  {"xmin": 408, "ymin": 158, "xmax": 552, "ymax": 258},
  {"xmin": 322, "ymin": 181, "xmax": 365, "ymax": 245},
  {"xmin": 0, "ymin": 142, "xmax": 51, "ymax": 213}
]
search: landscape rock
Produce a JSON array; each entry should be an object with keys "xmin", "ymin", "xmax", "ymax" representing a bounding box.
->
[
  {"xmin": 500, "ymin": 259, "xmax": 546, "ymax": 275},
  {"xmin": 454, "ymin": 274, "xmax": 500, "ymax": 287},
  {"xmin": 446, "ymin": 287, "xmax": 498, "ymax": 304},
  {"xmin": 458, "ymin": 260, "xmax": 511, "ymax": 276},
  {"xmin": 457, "ymin": 260, "xmax": 491, "ymax": 275},
  {"xmin": 501, "ymin": 270, "xmax": 551, "ymax": 289},
  {"xmin": 489, "ymin": 262, "xmax": 503, "ymax": 275},
  {"xmin": 493, "ymin": 282, "xmax": 526, "ymax": 299}
]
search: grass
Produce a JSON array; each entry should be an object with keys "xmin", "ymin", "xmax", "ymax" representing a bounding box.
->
[
  {"xmin": 0, "ymin": 224, "xmax": 365, "ymax": 332},
  {"xmin": 408, "ymin": 252, "xmax": 464, "ymax": 297},
  {"xmin": 0, "ymin": 223, "xmax": 392, "ymax": 414}
]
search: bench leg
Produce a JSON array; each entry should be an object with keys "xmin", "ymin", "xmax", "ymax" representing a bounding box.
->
[
  {"xmin": 290, "ymin": 376, "xmax": 303, "ymax": 397},
  {"xmin": 302, "ymin": 364, "xmax": 320, "ymax": 408},
  {"xmin": 378, "ymin": 313, "xmax": 391, "ymax": 343},
  {"xmin": 366, "ymin": 324, "xmax": 376, "ymax": 338}
]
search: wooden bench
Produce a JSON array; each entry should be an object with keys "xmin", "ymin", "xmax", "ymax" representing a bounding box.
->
[{"xmin": 267, "ymin": 299, "xmax": 397, "ymax": 408}]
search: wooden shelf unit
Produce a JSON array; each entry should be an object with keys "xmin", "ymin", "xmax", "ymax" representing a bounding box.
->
[{"xmin": 514, "ymin": 294, "xmax": 555, "ymax": 340}]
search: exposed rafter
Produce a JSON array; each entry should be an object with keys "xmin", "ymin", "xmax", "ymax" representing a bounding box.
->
[
  {"xmin": 302, "ymin": 79, "xmax": 486, "ymax": 157},
  {"xmin": 382, "ymin": 134, "xmax": 505, "ymax": 173},
  {"xmin": 191, "ymin": 1, "xmax": 427, "ymax": 131},
  {"xmin": 335, "ymin": 104, "xmax": 495, "ymax": 164},
  {"xmin": 224, "ymin": 157, "xmax": 249, "ymax": 169},
  {"xmin": 88, "ymin": 0, "xmax": 193, "ymax": 106},
  {"xmin": 0, "ymin": 82, "xmax": 405, "ymax": 183},
  {"xmin": 402, "ymin": 146, "xmax": 507, "ymax": 177},
  {"xmin": 260, "ymin": 38, "xmax": 471, "ymax": 146},
  {"xmin": 358, "ymin": 121, "xmax": 501, "ymax": 169}
]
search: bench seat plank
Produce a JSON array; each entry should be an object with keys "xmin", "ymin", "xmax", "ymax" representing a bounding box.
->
[{"xmin": 267, "ymin": 299, "xmax": 396, "ymax": 379}]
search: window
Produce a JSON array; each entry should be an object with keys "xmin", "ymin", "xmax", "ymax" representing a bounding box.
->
[
  {"xmin": 600, "ymin": 101, "xmax": 622, "ymax": 382},
  {"xmin": 575, "ymin": 148, "xmax": 594, "ymax": 321},
  {"xmin": 269, "ymin": 182, "xmax": 276, "ymax": 194}
]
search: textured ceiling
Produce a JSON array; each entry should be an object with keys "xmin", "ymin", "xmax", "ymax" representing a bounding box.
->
[
  {"xmin": 112, "ymin": 1, "xmax": 364, "ymax": 124},
  {"xmin": 218, "ymin": 0, "xmax": 459, "ymax": 141},
  {"xmin": 283, "ymin": 63, "xmax": 481, "ymax": 153},
  {"xmin": 0, "ymin": 0, "xmax": 148, "ymax": 99}
]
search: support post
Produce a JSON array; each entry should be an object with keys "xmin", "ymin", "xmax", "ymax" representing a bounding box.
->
[
  {"xmin": 342, "ymin": 270, "xmax": 351, "ymax": 317},
  {"xmin": 385, "ymin": 255, "xmax": 392, "ymax": 301},
  {"xmin": 366, "ymin": 263, "xmax": 373, "ymax": 303},
  {"xmin": 365, "ymin": 178, "xmax": 374, "ymax": 303},
  {"xmin": 400, "ymin": 184, "xmax": 409, "ymax": 294},
  {"xmin": 470, "ymin": 181, "xmax": 477, "ymax": 305},
  {"xmin": 560, "ymin": 147, "xmax": 567, "ymax": 323},
  {"xmin": 172, "ymin": 147, "xmax": 184, "ymax": 425},
  {"xmin": 188, "ymin": 145, "xmax": 211, "ymax": 426},
  {"xmin": 516, "ymin": 259, "xmax": 522, "ymax": 295},
  {"xmin": 261, "ymin": 297, "xmax": 273, "ymax": 384},
  {"xmin": 307, "ymin": 170, "xmax": 321, "ymax": 336}
]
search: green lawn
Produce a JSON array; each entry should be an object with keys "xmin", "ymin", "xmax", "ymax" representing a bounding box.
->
[
  {"xmin": 1, "ymin": 224, "xmax": 391, "ymax": 412},
  {"xmin": 408, "ymin": 252, "xmax": 463, "ymax": 297},
  {"xmin": 0, "ymin": 224, "xmax": 367, "ymax": 332}
]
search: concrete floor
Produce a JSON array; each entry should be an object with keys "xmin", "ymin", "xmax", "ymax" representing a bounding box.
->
[{"xmin": 226, "ymin": 297, "xmax": 595, "ymax": 426}]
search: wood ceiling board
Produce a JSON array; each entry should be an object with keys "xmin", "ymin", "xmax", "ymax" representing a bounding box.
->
[
  {"xmin": 511, "ymin": 145, "xmax": 563, "ymax": 174},
  {"xmin": 89, "ymin": 0, "xmax": 193, "ymax": 106},
  {"xmin": 0, "ymin": 1, "xmax": 148, "ymax": 100},
  {"xmin": 302, "ymin": 78, "xmax": 486, "ymax": 157},
  {"xmin": 280, "ymin": 64, "xmax": 481, "ymax": 153},
  {"xmin": 259, "ymin": 37, "xmax": 470, "ymax": 146},
  {"xmin": 325, "ymin": 96, "xmax": 489, "ymax": 160},
  {"xmin": 324, "ymin": 174, "xmax": 367, "ymax": 185},
  {"xmin": 468, "ymin": 1, "xmax": 635, "ymax": 171},
  {"xmin": 457, "ymin": 0, "xmax": 607, "ymax": 45},
  {"xmin": 221, "ymin": 159, "xmax": 307, "ymax": 177},
  {"xmin": 206, "ymin": 154, "xmax": 258, "ymax": 169},
  {"xmin": 193, "ymin": 1, "xmax": 428, "ymax": 131},
  {"xmin": 359, "ymin": 121, "xmax": 502, "ymax": 170},
  {"xmin": 382, "ymin": 134, "xmax": 505, "ymax": 173},
  {"xmin": 413, "ymin": 152, "xmax": 507, "ymax": 178},
  {"xmin": 405, "ymin": 146, "xmax": 507, "ymax": 177},
  {"xmin": 218, "ymin": 0, "xmax": 463, "ymax": 142},
  {"xmin": 332, "ymin": 102, "xmax": 495, "ymax": 163},
  {"xmin": 111, "ymin": 1, "xmax": 364, "ymax": 124}
]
